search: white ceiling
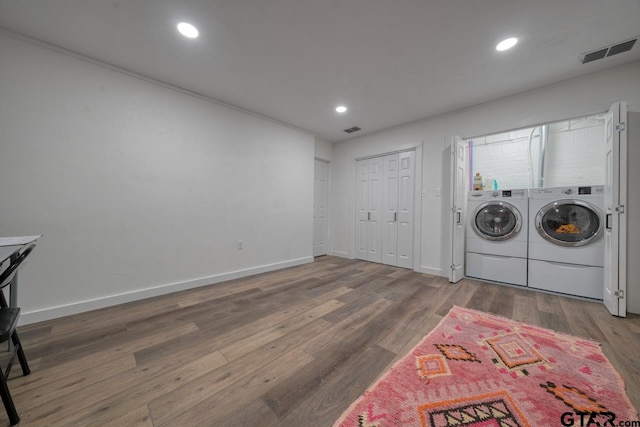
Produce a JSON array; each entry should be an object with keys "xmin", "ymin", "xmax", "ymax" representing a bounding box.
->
[{"xmin": 1, "ymin": 0, "xmax": 639, "ymax": 142}]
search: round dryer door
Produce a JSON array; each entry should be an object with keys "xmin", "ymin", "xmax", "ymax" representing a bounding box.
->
[
  {"xmin": 535, "ymin": 200, "xmax": 602, "ymax": 247},
  {"xmin": 471, "ymin": 201, "xmax": 522, "ymax": 241}
]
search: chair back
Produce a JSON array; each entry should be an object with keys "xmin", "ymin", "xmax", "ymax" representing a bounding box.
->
[{"xmin": 0, "ymin": 245, "xmax": 35, "ymax": 291}]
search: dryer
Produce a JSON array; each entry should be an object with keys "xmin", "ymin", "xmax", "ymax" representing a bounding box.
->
[
  {"xmin": 528, "ymin": 185, "xmax": 604, "ymax": 299},
  {"xmin": 466, "ymin": 189, "xmax": 528, "ymax": 286}
]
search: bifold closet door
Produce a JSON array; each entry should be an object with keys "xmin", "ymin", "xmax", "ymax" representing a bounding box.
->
[
  {"xmin": 355, "ymin": 157, "xmax": 383, "ymax": 263},
  {"xmin": 382, "ymin": 151, "xmax": 415, "ymax": 267},
  {"xmin": 396, "ymin": 151, "xmax": 415, "ymax": 268},
  {"xmin": 357, "ymin": 151, "xmax": 414, "ymax": 267},
  {"xmin": 382, "ymin": 155, "xmax": 399, "ymax": 265}
]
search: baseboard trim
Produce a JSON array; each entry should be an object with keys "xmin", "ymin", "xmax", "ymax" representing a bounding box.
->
[
  {"xmin": 20, "ymin": 256, "xmax": 314, "ymax": 325},
  {"xmin": 329, "ymin": 250, "xmax": 351, "ymax": 258},
  {"xmin": 418, "ymin": 265, "xmax": 445, "ymax": 277}
]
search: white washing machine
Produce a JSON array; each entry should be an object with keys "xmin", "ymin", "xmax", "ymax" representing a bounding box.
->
[
  {"xmin": 528, "ymin": 185, "xmax": 604, "ymax": 299},
  {"xmin": 466, "ymin": 189, "xmax": 528, "ymax": 286}
]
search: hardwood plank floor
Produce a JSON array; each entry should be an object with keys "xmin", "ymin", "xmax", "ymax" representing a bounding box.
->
[{"xmin": 5, "ymin": 256, "xmax": 639, "ymax": 426}]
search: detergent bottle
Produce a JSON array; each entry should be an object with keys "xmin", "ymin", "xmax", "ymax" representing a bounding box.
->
[
  {"xmin": 473, "ymin": 173, "xmax": 483, "ymax": 190},
  {"xmin": 483, "ymin": 174, "xmax": 494, "ymax": 191}
]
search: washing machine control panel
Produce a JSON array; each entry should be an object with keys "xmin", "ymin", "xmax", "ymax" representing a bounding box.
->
[
  {"xmin": 578, "ymin": 186, "xmax": 591, "ymax": 195},
  {"xmin": 577, "ymin": 186, "xmax": 604, "ymax": 195}
]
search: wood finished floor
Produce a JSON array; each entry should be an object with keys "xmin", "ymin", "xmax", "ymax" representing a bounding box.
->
[{"xmin": 5, "ymin": 256, "xmax": 640, "ymax": 426}]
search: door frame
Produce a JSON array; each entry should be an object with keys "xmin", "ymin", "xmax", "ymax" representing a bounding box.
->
[
  {"xmin": 454, "ymin": 104, "xmax": 629, "ymax": 314},
  {"xmin": 353, "ymin": 144, "xmax": 423, "ymax": 271},
  {"xmin": 313, "ymin": 157, "xmax": 330, "ymax": 257}
]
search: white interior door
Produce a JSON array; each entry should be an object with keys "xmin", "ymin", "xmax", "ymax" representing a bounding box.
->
[
  {"xmin": 382, "ymin": 154, "xmax": 399, "ymax": 265},
  {"xmin": 397, "ymin": 150, "xmax": 415, "ymax": 268},
  {"xmin": 449, "ymin": 136, "xmax": 466, "ymax": 283},
  {"xmin": 367, "ymin": 157, "xmax": 383, "ymax": 263},
  {"xmin": 603, "ymin": 102, "xmax": 627, "ymax": 317},
  {"xmin": 313, "ymin": 159, "xmax": 329, "ymax": 257},
  {"xmin": 355, "ymin": 160, "xmax": 369, "ymax": 260}
]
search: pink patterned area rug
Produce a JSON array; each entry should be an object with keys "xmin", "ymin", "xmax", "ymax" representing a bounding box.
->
[{"xmin": 334, "ymin": 306, "xmax": 638, "ymax": 427}]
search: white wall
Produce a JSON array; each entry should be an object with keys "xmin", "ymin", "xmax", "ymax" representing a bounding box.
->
[
  {"xmin": 331, "ymin": 60, "xmax": 640, "ymax": 280},
  {"xmin": 544, "ymin": 118, "xmax": 605, "ymax": 187},
  {"xmin": 470, "ymin": 128, "xmax": 541, "ymax": 190},
  {"xmin": 0, "ymin": 33, "xmax": 315, "ymax": 324},
  {"xmin": 314, "ymin": 137, "xmax": 334, "ymax": 162},
  {"xmin": 471, "ymin": 116, "xmax": 605, "ymax": 190}
]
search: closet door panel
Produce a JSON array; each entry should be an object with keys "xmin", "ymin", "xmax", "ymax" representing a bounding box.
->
[
  {"xmin": 382, "ymin": 154, "xmax": 399, "ymax": 265},
  {"xmin": 355, "ymin": 160, "xmax": 369, "ymax": 260},
  {"xmin": 397, "ymin": 151, "xmax": 415, "ymax": 268},
  {"xmin": 367, "ymin": 157, "xmax": 383, "ymax": 263}
]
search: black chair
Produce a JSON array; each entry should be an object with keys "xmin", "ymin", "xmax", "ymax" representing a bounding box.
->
[{"xmin": 0, "ymin": 245, "xmax": 34, "ymax": 425}]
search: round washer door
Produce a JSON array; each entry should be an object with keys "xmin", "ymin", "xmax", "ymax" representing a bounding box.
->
[
  {"xmin": 471, "ymin": 201, "xmax": 522, "ymax": 241},
  {"xmin": 535, "ymin": 199, "xmax": 602, "ymax": 247}
]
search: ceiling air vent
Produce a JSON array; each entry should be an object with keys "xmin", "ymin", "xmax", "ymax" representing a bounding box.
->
[
  {"xmin": 344, "ymin": 126, "xmax": 361, "ymax": 134},
  {"xmin": 581, "ymin": 48, "xmax": 608, "ymax": 64},
  {"xmin": 581, "ymin": 37, "xmax": 638, "ymax": 64},
  {"xmin": 607, "ymin": 39, "xmax": 637, "ymax": 57}
]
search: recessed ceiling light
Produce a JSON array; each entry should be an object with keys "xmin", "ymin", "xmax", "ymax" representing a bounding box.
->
[
  {"xmin": 177, "ymin": 22, "xmax": 199, "ymax": 39},
  {"xmin": 336, "ymin": 106, "xmax": 348, "ymax": 113},
  {"xmin": 496, "ymin": 37, "xmax": 518, "ymax": 51}
]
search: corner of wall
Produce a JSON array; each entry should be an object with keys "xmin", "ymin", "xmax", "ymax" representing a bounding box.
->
[{"xmin": 314, "ymin": 136, "xmax": 334, "ymax": 163}]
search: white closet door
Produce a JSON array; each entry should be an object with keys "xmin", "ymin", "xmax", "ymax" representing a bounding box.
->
[
  {"xmin": 367, "ymin": 157, "xmax": 383, "ymax": 263},
  {"xmin": 355, "ymin": 160, "xmax": 369, "ymax": 260},
  {"xmin": 603, "ymin": 102, "xmax": 627, "ymax": 317},
  {"xmin": 382, "ymin": 154, "xmax": 399, "ymax": 265},
  {"xmin": 397, "ymin": 151, "xmax": 415, "ymax": 268},
  {"xmin": 449, "ymin": 136, "xmax": 466, "ymax": 282},
  {"xmin": 313, "ymin": 159, "xmax": 329, "ymax": 257},
  {"xmin": 355, "ymin": 151, "xmax": 414, "ymax": 267}
]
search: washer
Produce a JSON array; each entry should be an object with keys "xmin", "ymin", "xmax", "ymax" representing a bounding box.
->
[
  {"xmin": 528, "ymin": 185, "xmax": 604, "ymax": 299},
  {"xmin": 466, "ymin": 189, "xmax": 528, "ymax": 286}
]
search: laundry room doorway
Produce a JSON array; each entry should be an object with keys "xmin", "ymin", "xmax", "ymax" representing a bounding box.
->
[{"xmin": 449, "ymin": 101, "xmax": 631, "ymax": 316}]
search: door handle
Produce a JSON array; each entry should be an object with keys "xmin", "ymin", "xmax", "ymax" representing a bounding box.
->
[
  {"xmin": 456, "ymin": 211, "xmax": 461, "ymax": 224},
  {"xmin": 606, "ymin": 213, "xmax": 612, "ymax": 230},
  {"xmin": 368, "ymin": 212, "xmax": 371, "ymax": 221},
  {"xmin": 394, "ymin": 212, "xmax": 397, "ymax": 222}
]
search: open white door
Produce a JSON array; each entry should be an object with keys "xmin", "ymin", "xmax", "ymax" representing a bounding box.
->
[
  {"xmin": 603, "ymin": 102, "xmax": 627, "ymax": 317},
  {"xmin": 449, "ymin": 136, "xmax": 466, "ymax": 283}
]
